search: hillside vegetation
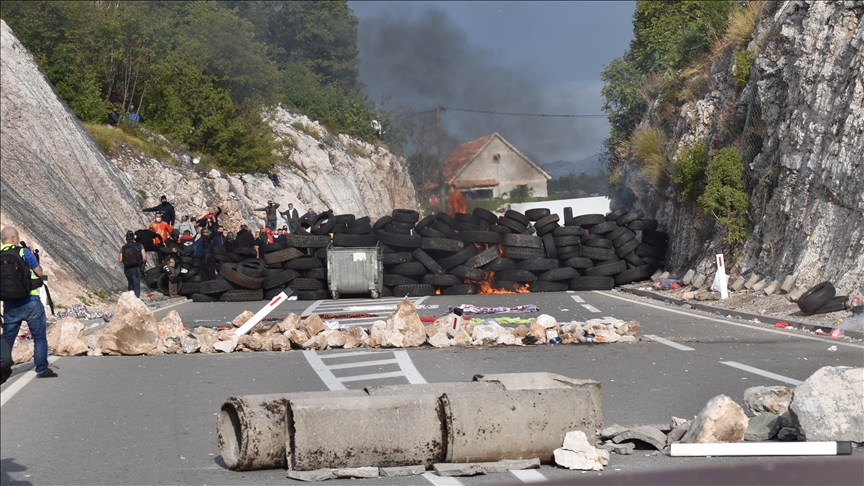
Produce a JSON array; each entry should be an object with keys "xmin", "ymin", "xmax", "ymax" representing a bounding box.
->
[{"xmin": 1, "ymin": 1, "xmax": 387, "ymax": 173}]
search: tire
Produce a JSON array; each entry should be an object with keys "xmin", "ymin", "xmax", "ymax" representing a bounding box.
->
[
  {"xmin": 260, "ymin": 243, "xmax": 284, "ymax": 254},
  {"xmin": 628, "ymin": 219, "xmax": 659, "ymax": 231},
  {"xmin": 390, "ymin": 220, "xmax": 416, "ymax": 230},
  {"xmin": 289, "ymin": 278, "xmax": 324, "ymax": 291},
  {"xmin": 179, "ymin": 282, "xmax": 199, "ymax": 296},
  {"xmin": 616, "ymin": 209, "xmax": 644, "ymax": 226},
  {"xmin": 497, "ymin": 216, "xmax": 528, "ymax": 234},
  {"xmin": 504, "ymin": 209, "xmax": 530, "ymax": 226},
  {"xmin": 572, "ymin": 214, "xmax": 605, "ymax": 226},
  {"xmin": 423, "ymin": 274, "xmax": 463, "ymax": 287},
  {"xmin": 454, "ymin": 222, "xmax": 481, "ymax": 232},
  {"xmin": 464, "ymin": 246, "xmax": 501, "ymax": 268},
  {"xmin": 570, "ymin": 276, "xmax": 614, "ymax": 291},
  {"xmin": 264, "ymin": 288, "xmax": 284, "ymax": 300},
  {"xmin": 264, "ymin": 247, "xmax": 304, "ymax": 265},
  {"xmin": 501, "ymin": 246, "xmax": 544, "ymax": 260},
  {"xmin": 556, "ymin": 246, "xmax": 582, "ymax": 260},
  {"xmin": 191, "ymin": 293, "xmax": 219, "ymax": 303},
  {"xmin": 553, "ymin": 235, "xmax": 582, "ymax": 247},
  {"xmin": 495, "ymin": 269, "xmax": 538, "ymax": 283},
  {"xmin": 262, "ymin": 269, "xmax": 300, "ymax": 289},
  {"xmin": 812, "ymin": 295, "xmax": 848, "ymax": 314},
  {"xmin": 457, "ymin": 231, "xmax": 499, "ymax": 245},
  {"xmin": 311, "ymin": 211, "xmax": 336, "ymax": 235},
  {"xmin": 415, "ymin": 215, "xmax": 436, "ymax": 232},
  {"xmin": 437, "ymin": 245, "xmax": 479, "ymax": 269},
  {"xmin": 283, "ymin": 256, "xmax": 324, "ymax": 270},
  {"xmin": 615, "ymin": 238, "xmax": 641, "ymax": 258},
  {"xmin": 344, "ymin": 223, "xmax": 373, "ymax": 235},
  {"xmin": 642, "ymin": 256, "xmax": 663, "ymax": 269},
  {"xmin": 525, "ymin": 208, "xmax": 551, "ymax": 221},
  {"xmin": 283, "ymin": 234, "xmax": 331, "ymax": 249},
  {"xmin": 641, "ymin": 236, "xmax": 668, "ymax": 248},
  {"xmin": 198, "ymin": 277, "xmax": 234, "ymax": 295},
  {"xmin": 623, "ymin": 252, "xmax": 646, "ymax": 267},
  {"xmin": 472, "ymin": 207, "xmax": 499, "ymax": 224},
  {"xmin": 305, "ymin": 267, "xmax": 326, "ymax": 280},
  {"xmin": 435, "ymin": 212, "xmax": 456, "ymax": 227},
  {"xmin": 489, "ymin": 224, "xmax": 511, "ymax": 234},
  {"xmin": 420, "ymin": 227, "xmax": 446, "ymax": 239},
  {"xmin": 585, "ymin": 260, "xmax": 627, "ymax": 276},
  {"xmin": 483, "ymin": 258, "xmax": 515, "ymax": 271},
  {"xmin": 643, "ymin": 230, "xmax": 669, "ymax": 242},
  {"xmin": 589, "ymin": 221, "xmax": 618, "ymax": 234},
  {"xmin": 413, "ymin": 248, "xmax": 446, "ymax": 274},
  {"xmin": 454, "ymin": 213, "xmax": 481, "ymax": 225},
  {"xmin": 535, "ymin": 213, "xmax": 559, "ymax": 228},
  {"xmin": 538, "ymin": 266, "xmax": 579, "ymax": 281},
  {"xmin": 382, "ymin": 252, "xmax": 414, "ymax": 265},
  {"xmin": 635, "ymin": 243, "xmax": 667, "ymax": 260},
  {"xmin": 535, "ymin": 222, "xmax": 559, "ymax": 237},
  {"xmin": 614, "ymin": 265, "xmax": 653, "ymax": 286},
  {"xmin": 542, "ymin": 233, "xmax": 558, "ymax": 259},
  {"xmin": 219, "ymin": 289, "xmax": 264, "ymax": 302},
  {"xmin": 392, "ymin": 209, "xmax": 420, "ymax": 223},
  {"xmin": 333, "ymin": 233, "xmax": 377, "ymax": 247},
  {"xmin": 214, "ymin": 254, "xmax": 231, "ymax": 264},
  {"xmin": 449, "ymin": 265, "xmax": 486, "ymax": 281},
  {"xmin": 606, "ymin": 206, "xmax": 629, "ymax": 222},
  {"xmin": 441, "ymin": 284, "xmax": 479, "ymax": 295},
  {"xmin": 797, "ymin": 281, "xmax": 836, "ymax": 314},
  {"xmin": 607, "ymin": 226, "xmax": 632, "ymax": 241},
  {"xmin": 584, "ymin": 237, "xmax": 613, "ymax": 249},
  {"xmin": 392, "ymin": 284, "xmax": 436, "ymax": 297},
  {"xmin": 493, "ymin": 280, "xmax": 521, "ymax": 292},
  {"xmin": 295, "ymin": 289, "xmax": 327, "ymax": 301},
  {"xmin": 348, "ymin": 216, "xmax": 371, "ymax": 226},
  {"xmin": 390, "ymin": 261, "xmax": 427, "ymax": 276},
  {"xmin": 180, "ymin": 266, "xmax": 200, "ymax": 282},
  {"xmin": 383, "ymin": 274, "xmax": 420, "ymax": 286},
  {"xmin": 372, "ymin": 215, "xmax": 392, "ymax": 233},
  {"xmin": 237, "ymin": 258, "xmax": 267, "ymax": 277},
  {"xmin": 431, "ymin": 221, "xmax": 459, "ymax": 239},
  {"xmin": 580, "ymin": 246, "xmax": 616, "ymax": 261},
  {"xmin": 529, "ymin": 281, "xmax": 569, "ymax": 292},
  {"xmin": 516, "ymin": 258, "xmax": 559, "ymax": 271},
  {"xmin": 220, "ymin": 263, "xmax": 264, "ymax": 289},
  {"xmin": 611, "ymin": 230, "xmax": 637, "ymax": 248},
  {"xmin": 501, "ymin": 233, "xmax": 542, "ymax": 248},
  {"xmin": 377, "ymin": 231, "xmax": 422, "ymax": 248},
  {"xmin": 332, "ymin": 213, "xmax": 356, "ymax": 224},
  {"xmin": 553, "ymin": 226, "xmax": 585, "ymax": 237}
]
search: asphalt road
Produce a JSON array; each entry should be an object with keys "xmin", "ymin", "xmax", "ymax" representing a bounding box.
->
[{"xmin": 2, "ymin": 290, "xmax": 862, "ymax": 486}]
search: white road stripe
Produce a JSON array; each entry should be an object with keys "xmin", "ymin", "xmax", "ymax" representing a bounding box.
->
[
  {"xmin": 337, "ymin": 371, "xmax": 406, "ymax": 382},
  {"xmin": 571, "ymin": 295, "xmax": 585, "ymax": 303},
  {"xmin": 318, "ymin": 351, "xmax": 383, "ymax": 359},
  {"xmin": 301, "ymin": 299, "xmax": 325, "ymax": 317},
  {"xmin": 303, "ymin": 351, "xmax": 346, "ymax": 390},
  {"xmin": 595, "ymin": 291, "xmax": 864, "ymax": 349},
  {"xmin": 510, "ymin": 469, "xmax": 548, "ymax": 482},
  {"xmin": 581, "ymin": 304, "xmax": 601, "ymax": 313},
  {"xmin": 1, "ymin": 356, "xmax": 60, "ymax": 407},
  {"xmin": 423, "ymin": 472, "xmax": 463, "ymax": 486},
  {"xmin": 720, "ymin": 361, "xmax": 803, "ymax": 385},
  {"xmin": 644, "ymin": 334, "xmax": 695, "ymax": 351},
  {"xmin": 326, "ymin": 359, "xmax": 398, "ymax": 370},
  {"xmin": 393, "ymin": 350, "xmax": 427, "ymax": 384}
]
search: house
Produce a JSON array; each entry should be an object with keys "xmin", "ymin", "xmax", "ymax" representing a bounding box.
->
[{"xmin": 439, "ymin": 132, "xmax": 551, "ymax": 199}]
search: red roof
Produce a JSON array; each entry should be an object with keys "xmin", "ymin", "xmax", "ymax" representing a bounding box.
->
[{"xmin": 443, "ymin": 134, "xmax": 493, "ymax": 183}]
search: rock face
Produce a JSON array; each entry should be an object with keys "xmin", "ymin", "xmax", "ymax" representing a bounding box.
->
[
  {"xmin": 46, "ymin": 317, "xmax": 88, "ymax": 356},
  {"xmin": 99, "ymin": 292, "xmax": 160, "ymax": 355},
  {"xmin": 613, "ymin": 2, "xmax": 864, "ymax": 290},
  {"xmin": 681, "ymin": 395, "xmax": 748, "ymax": 443},
  {"xmin": 789, "ymin": 366, "xmax": 864, "ymax": 442},
  {"xmin": 0, "ymin": 20, "xmax": 418, "ymax": 305}
]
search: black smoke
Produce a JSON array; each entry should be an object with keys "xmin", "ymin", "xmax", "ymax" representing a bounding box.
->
[{"xmin": 357, "ymin": 8, "xmax": 604, "ymax": 164}]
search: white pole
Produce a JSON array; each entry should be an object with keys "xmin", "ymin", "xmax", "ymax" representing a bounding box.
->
[
  {"xmin": 234, "ymin": 288, "xmax": 294, "ymax": 336},
  {"xmin": 670, "ymin": 441, "xmax": 851, "ymax": 457},
  {"xmin": 715, "ymin": 253, "xmax": 729, "ymax": 299}
]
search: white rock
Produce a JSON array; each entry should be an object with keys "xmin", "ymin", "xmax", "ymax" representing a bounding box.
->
[
  {"xmin": 99, "ymin": 292, "xmax": 160, "ymax": 355},
  {"xmin": 47, "ymin": 317, "xmax": 88, "ymax": 356},
  {"xmin": 790, "ymin": 366, "xmax": 864, "ymax": 442},
  {"xmin": 381, "ymin": 297, "xmax": 426, "ymax": 347},
  {"xmin": 213, "ymin": 335, "xmax": 239, "ymax": 353},
  {"xmin": 471, "ymin": 323, "xmax": 501, "ymax": 345},
  {"xmin": 428, "ymin": 332, "xmax": 453, "ymax": 348},
  {"xmin": 681, "ymin": 395, "xmax": 748, "ymax": 443},
  {"xmin": 157, "ymin": 311, "xmax": 185, "ymax": 340},
  {"xmin": 554, "ymin": 430, "xmax": 609, "ymax": 471},
  {"xmin": 534, "ymin": 314, "xmax": 559, "ymax": 330}
]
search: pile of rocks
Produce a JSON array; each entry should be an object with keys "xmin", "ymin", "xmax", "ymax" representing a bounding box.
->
[{"xmin": 146, "ymin": 205, "xmax": 667, "ymax": 302}]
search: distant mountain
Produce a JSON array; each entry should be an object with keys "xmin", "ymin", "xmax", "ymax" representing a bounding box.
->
[{"xmin": 539, "ymin": 154, "xmax": 605, "ymax": 179}]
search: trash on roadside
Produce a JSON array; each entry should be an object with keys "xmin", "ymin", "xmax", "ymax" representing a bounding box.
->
[
  {"xmin": 448, "ymin": 304, "xmax": 539, "ymax": 315},
  {"xmin": 654, "ymin": 278, "xmax": 680, "ymax": 291},
  {"xmin": 828, "ymin": 346, "xmax": 837, "ymax": 351},
  {"xmin": 775, "ymin": 321, "xmax": 789, "ymax": 328}
]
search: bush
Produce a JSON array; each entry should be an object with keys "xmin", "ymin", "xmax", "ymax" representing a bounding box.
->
[
  {"xmin": 632, "ymin": 127, "xmax": 670, "ymax": 184},
  {"xmin": 724, "ymin": 1, "xmax": 764, "ymax": 49},
  {"xmin": 672, "ymin": 143, "xmax": 708, "ymax": 202},
  {"xmin": 698, "ymin": 148, "xmax": 750, "ymax": 246},
  {"xmin": 732, "ymin": 49, "xmax": 756, "ymax": 88}
]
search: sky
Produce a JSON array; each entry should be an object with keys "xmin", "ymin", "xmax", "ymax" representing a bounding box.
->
[{"xmin": 349, "ymin": 1, "xmax": 636, "ymax": 164}]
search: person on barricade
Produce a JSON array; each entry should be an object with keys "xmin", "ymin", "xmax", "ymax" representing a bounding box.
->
[
  {"xmin": 159, "ymin": 230, "xmax": 182, "ymax": 297},
  {"xmin": 255, "ymin": 200, "xmax": 280, "ymax": 232},
  {"xmin": 139, "ymin": 195, "xmax": 175, "ymax": 227},
  {"xmin": 280, "ymin": 203, "xmax": 299, "ymax": 233},
  {"xmin": 147, "ymin": 212, "xmax": 172, "ymax": 249},
  {"xmin": 119, "ymin": 230, "xmax": 147, "ymax": 298}
]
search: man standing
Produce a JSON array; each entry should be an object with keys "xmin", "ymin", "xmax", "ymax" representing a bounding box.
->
[
  {"xmin": 147, "ymin": 212, "xmax": 172, "ymax": 252},
  {"xmin": 280, "ymin": 203, "xmax": 300, "ymax": 233},
  {"xmin": 119, "ymin": 230, "xmax": 146, "ymax": 298},
  {"xmin": 256, "ymin": 200, "xmax": 280, "ymax": 232},
  {"xmin": 159, "ymin": 230, "xmax": 182, "ymax": 297},
  {"xmin": 1, "ymin": 226, "xmax": 56, "ymax": 378},
  {"xmin": 301, "ymin": 208, "xmax": 317, "ymax": 225},
  {"xmin": 139, "ymin": 195, "xmax": 176, "ymax": 226}
]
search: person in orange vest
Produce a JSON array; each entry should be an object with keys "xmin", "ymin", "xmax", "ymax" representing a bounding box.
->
[{"xmin": 147, "ymin": 212, "xmax": 172, "ymax": 246}]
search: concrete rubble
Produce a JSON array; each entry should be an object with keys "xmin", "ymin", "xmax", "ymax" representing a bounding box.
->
[
  {"xmin": 553, "ymin": 430, "xmax": 610, "ymax": 471},
  {"xmin": 611, "ymin": 426, "xmax": 667, "ymax": 451}
]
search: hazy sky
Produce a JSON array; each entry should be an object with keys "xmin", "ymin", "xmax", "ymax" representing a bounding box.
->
[{"xmin": 350, "ymin": 1, "xmax": 636, "ymax": 163}]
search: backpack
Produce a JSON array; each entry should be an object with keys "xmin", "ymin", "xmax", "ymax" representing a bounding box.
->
[
  {"xmin": 0, "ymin": 246, "xmax": 41, "ymax": 301},
  {"xmin": 121, "ymin": 242, "xmax": 142, "ymax": 269}
]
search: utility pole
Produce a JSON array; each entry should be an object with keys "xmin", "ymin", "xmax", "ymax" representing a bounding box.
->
[{"xmin": 435, "ymin": 105, "xmax": 444, "ymax": 197}]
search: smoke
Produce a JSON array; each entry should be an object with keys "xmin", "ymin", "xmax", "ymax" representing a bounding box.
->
[{"xmin": 357, "ymin": 8, "xmax": 605, "ymax": 164}]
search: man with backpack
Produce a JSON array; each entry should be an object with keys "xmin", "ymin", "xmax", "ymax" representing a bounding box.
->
[
  {"xmin": 1, "ymin": 226, "xmax": 55, "ymax": 378},
  {"xmin": 119, "ymin": 230, "xmax": 147, "ymax": 298}
]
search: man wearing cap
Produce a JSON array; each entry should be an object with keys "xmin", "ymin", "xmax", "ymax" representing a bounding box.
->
[
  {"xmin": 139, "ymin": 195, "xmax": 176, "ymax": 226},
  {"xmin": 256, "ymin": 200, "xmax": 280, "ymax": 232}
]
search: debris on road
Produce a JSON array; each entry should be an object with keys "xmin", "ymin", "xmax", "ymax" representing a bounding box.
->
[
  {"xmin": 790, "ymin": 366, "xmax": 864, "ymax": 443},
  {"xmin": 553, "ymin": 430, "xmax": 610, "ymax": 471},
  {"xmin": 680, "ymin": 395, "xmax": 748, "ymax": 444}
]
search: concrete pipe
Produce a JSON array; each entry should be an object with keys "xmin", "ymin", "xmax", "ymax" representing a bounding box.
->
[
  {"xmin": 287, "ymin": 394, "xmax": 445, "ymax": 471},
  {"xmin": 441, "ymin": 387, "xmax": 603, "ymax": 464},
  {"xmin": 218, "ymin": 390, "xmax": 365, "ymax": 471},
  {"xmin": 474, "ymin": 372, "xmax": 602, "ymax": 393},
  {"xmin": 365, "ymin": 380, "xmax": 504, "ymax": 396}
]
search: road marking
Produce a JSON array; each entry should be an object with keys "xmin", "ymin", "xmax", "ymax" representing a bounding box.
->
[
  {"xmin": 304, "ymin": 296, "xmax": 429, "ymax": 327},
  {"xmin": 595, "ymin": 291, "xmax": 864, "ymax": 349},
  {"xmin": 571, "ymin": 295, "xmax": 585, "ymax": 303},
  {"xmin": 337, "ymin": 371, "xmax": 407, "ymax": 382},
  {"xmin": 303, "ymin": 351, "xmax": 346, "ymax": 390},
  {"xmin": 326, "ymin": 358, "xmax": 398, "ymax": 370},
  {"xmin": 393, "ymin": 350, "xmax": 427, "ymax": 384},
  {"xmin": 318, "ymin": 351, "xmax": 379, "ymax": 359},
  {"xmin": 581, "ymin": 304, "xmax": 601, "ymax": 313},
  {"xmin": 644, "ymin": 334, "xmax": 695, "ymax": 351},
  {"xmin": 1, "ymin": 356, "xmax": 60, "ymax": 407},
  {"xmin": 423, "ymin": 472, "xmax": 463, "ymax": 485},
  {"xmin": 510, "ymin": 469, "xmax": 548, "ymax": 482},
  {"xmin": 301, "ymin": 299, "xmax": 325, "ymax": 317},
  {"xmin": 720, "ymin": 361, "xmax": 803, "ymax": 385}
]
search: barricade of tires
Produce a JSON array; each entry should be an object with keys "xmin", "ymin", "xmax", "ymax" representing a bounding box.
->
[{"xmin": 142, "ymin": 206, "xmax": 666, "ymax": 301}]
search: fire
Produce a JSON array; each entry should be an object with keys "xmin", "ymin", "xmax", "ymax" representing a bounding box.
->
[
  {"xmin": 475, "ymin": 271, "xmax": 530, "ymax": 294},
  {"xmin": 446, "ymin": 189, "xmax": 466, "ymax": 216},
  {"xmin": 436, "ymin": 287, "xmax": 442, "ymax": 295}
]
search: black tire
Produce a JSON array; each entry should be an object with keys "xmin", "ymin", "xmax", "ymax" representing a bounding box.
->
[
  {"xmin": 392, "ymin": 209, "xmax": 420, "ymax": 223},
  {"xmin": 180, "ymin": 266, "xmax": 200, "ymax": 282},
  {"xmin": 383, "ymin": 274, "xmax": 420, "ymax": 286},
  {"xmin": 449, "ymin": 265, "xmax": 486, "ymax": 281},
  {"xmin": 584, "ymin": 237, "xmax": 614, "ymax": 249},
  {"xmin": 628, "ymin": 219, "xmax": 659, "ymax": 231},
  {"xmin": 305, "ymin": 267, "xmax": 326, "ymax": 280},
  {"xmin": 372, "ymin": 215, "xmax": 392, "ymax": 233},
  {"xmin": 623, "ymin": 252, "xmax": 646, "ymax": 267},
  {"xmin": 264, "ymin": 288, "xmax": 284, "ymax": 300},
  {"xmin": 295, "ymin": 289, "xmax": 327, "ymax": 300},
  {"xmin": 458, "ymin": 231, "xmax": 499, "ymax": 245},
  {"xmin": 382, "ymin": 252, "xmax": 414, "ymax": 265},
  {"xmin": 441, "ymin": 284, "xmax": 479, "ymax": 295},
  {"xmin": 237, "ymin": 258, "xmax": 267, "ymax": 277},
  {"xmin": 483, "ymin": 258, "xmax": 515, "ymax": 271},
  {"xmin": 616, "ymin": 209, "xmax": 644, "ymax": 226},
  {"xmin": 220, "ymin": 263, "xmax": 264, "ymax": 289},
  {"xmin": 431, "ymin": 221, "xmax": 459, "ymax": 239},
  {"xmin": 390, "ymin": 220, "xmax": 416, "ymax": 230},
  {"xmin": 495, "ymin": 269, "xmax": 538, "ymax": 283},
  {"xmin": 572, "ymin": 214, "xmax": 605, "ymax": 226},
  {"xmin": 264, "ymin": 247, "xmax": 304, "ymax": 265},
  {"xmin": 590, "ymin": 221, "xmax": 618, "ymax": 234},
  {"xmin": 607, "ymin": 226, "xmax": 632, "ymax": 241},
  {"xmin": 614, "ymin": 265, "xmax": 653, "ymax": 286},
  {"xmin": 289, "ymin": 278, "xmax": 324, "ymax": 291},
  {"xmin": 556, "ymin": 246, "xmax": 582, "ymax": 260},
  {"xmin": 464, "ymin": 246, "xmax": 501, "ymax": 268},
  {"xmin": 435, "ymin": 212, "xmax": 456, "ymax": 227},
  {"xmin": 260, "ymin": 243, "xmax": 284, "ymax": 254},
  {"xmin": 344, "ymin": 223, "xmax": 373, "ymax": 235},
  {"xmin": 472, "ymin": 207, "xmax": 499, "ymax": 224},
  {"xmin": 535, "ymin": 222, "xmax": 559, "ymax": 237},
  {"xmin": 283, "ymin": 234, "xmax": 331, "ymax": 249},
  {"xmin": 179, "ymin": 282, "xmax": 199, "ymax": 296},
  {"xmin": 535, "ymin": 213, "xmax": 559, "ymax": 228},
  {"xmin": 525, "ymin": 208, "xmax": 551, "ymax": 221},
  {"xmin": 198, "ymin": 277, "xmax": 234, "ymax": 295},
  {"xmin": 420, "ymin": 227, "xmax": 446, "ymax": 239},
  {"xmin": 563, "ymin": 207, "xmax": 573, "ymax": 221},
  {"xmin": 493, "ymin": 280, "xmax": 521, "ymax": 292},
  {"xmin": 516, "ymin": 258, "xmax": 559, "ymax": 271},
  {"xmin": 797, "ymin": 281, "xmax": 837, "ymax": 314},
  {"xmin": 376, "ymin": 231, "xmax": 422, "ymax": 248},
  {"xmin": 191, "ymin": 293, "xmax": 219, "ymax": 303},
  {"xmin": 332, "ymin": 213, "xmax": 356, "ymax": 224},
  {"xmin": 454, "ymin": 213, "xmax": 481, "ymax": 225},
  {"xmin": 392, "ymin": 284, "xmax": 436, "ymax": 297},
  {"xmin": 640, "ymin": 235, "xmax": 668, "ymax": 248},
  {"xmin": 581, "ymin": 246, "xmax": 616, "ymax": 261},
  {"xmin": 553, "ymin": 226, "xmax": 585, "ymax": 236},
  {"xmin": 585, "ymin": 260, "xmax": 627, "ymax": 276},
  {"xmin": 615, "ymin": 238, "xmax": 641, "ymax": 258},
  {"xmin": 283, "ymin": 256, "xmax": 324, "ymax": 270},
  {"xmin": 606, "ymin": 206, "xmax": 629, "ymax": 222},
  {"xmin": 214, "ymin": 254, "xmax": 232, "ymax": 264},
  {"xmin": 812, "ymin": 295, "xmax": 848, "ymax": 314},
  {"xmin": 390, "ymin": 261, "xmax": 427, "ymax": 276},
  {"xmin": 497, "ymin": 216, "xmax": 528, "ymax": 234},
  {"xmin": 311, "ymin": 211, "xmax": 336, "ymax": 235},
  {"xmin": 529, "ymin": 281, "xmax": 569, "ymax": 292},
  {"xmin": 489, "ymin": 224, "xmax": 511, "ymax": 234},
  {"xmin": 454, "ymin": 221, "xmax": 481, "ymax": 232},
  {"xmin": 333, "ymin": 233, "xmax": 378, "ymax": 247},
  {"xmin": 437, "ymin": 245, "xmax": 479, "ymax": 269},
  {"xmin": 635, "ymin": 243, "xmax": 667, "ymax": 260},
  {"xmin": 227, "ymin": 253, "xmax": 243, "ymax": 263},
  {"xmin": 415, "ymin": 215, "xmax": 436, "ymax": 232},
  {"xmin": 348, "ymin": 216, "xmax": 371, "ymax": 226},
  {"xmin": 504, "ymin": 209, "xmax": 530, "ymax": 226},
  {"xmin": 501, "ymin": 233, "xmax": 542, "ymax": 248},
  {"xmin": 501, "ymin": 246, "xmax": 544, "ymax": 260},
  {"xmin": 262, "ymin": 269, "xmax": 300, "ymax": 290},
  {"xmin": 219, "ymin": 289, "xmax": 264, "ymax": 302},
  {"xmin": 570, "ymin": 276, "xmax": 614, "ymax": 291},
  {"xmin": 413, "ymin": 248, "xmax": 446, "ymax": 274},
  {"xmin": 542, "ymin": 233, "xmax": 558, "ymax": 259},
  {"xmin": 611, "ymin": 230, "xmax": 637, "ymax": 248},
  {"xmin": 642, "ymin": 256, "xmax": 663, "ymax": 269},
  {"xmin": 538, "ymin": 266, "xmax": 579, "ymax": 281},
  {"xmin": 423, "ymin": 274, "xmax": 462, "ymax": 287},
  {"xmin": 553, "ymin": 235, "xmax": 582, "ymax": 247}
]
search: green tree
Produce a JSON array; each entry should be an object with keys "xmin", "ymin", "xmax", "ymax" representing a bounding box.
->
[
  {"xmin": 698, "ymin": 148, "xmax": 749, "ymax": 245},
  {"xmin": 672, "ymin": 143, "xmax": 708, "ymax": 202}
]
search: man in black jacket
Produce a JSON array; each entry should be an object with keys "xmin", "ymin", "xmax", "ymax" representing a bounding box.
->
[
  {"xmin": 256, "ymin": 200, "xmax": 280, "ymax": 232},
  {"xmin": 139, "ymin": 195, "xmax": 176, "ymax": 226}
]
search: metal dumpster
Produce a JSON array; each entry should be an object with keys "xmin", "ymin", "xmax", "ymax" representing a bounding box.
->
[{"xmin": 326, "ymin": 243, "xmax": 383, "ymax": 299}]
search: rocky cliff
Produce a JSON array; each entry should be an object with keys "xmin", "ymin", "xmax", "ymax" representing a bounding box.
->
[
  {"xmin": 614, "ymin": 1, "xmax": 863, "ymax": 292},
  {"xmin": 0, "ymin": 20, "xmax": 418, "ymax": 304}
]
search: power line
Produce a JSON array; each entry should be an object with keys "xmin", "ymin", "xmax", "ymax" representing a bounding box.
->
[{"xmin": 389, "ymin": 106, "xmax": 606, "ymax": 119}]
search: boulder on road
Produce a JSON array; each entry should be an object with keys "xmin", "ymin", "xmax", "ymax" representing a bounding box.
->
[
  {"xmin": 381, "ymin": 297, "xmax": 426, "ymax": 348},
  {"xmin": 47, "ymin": 317, "xmax": 88, "ymax": 356},
  {"xmin": 680, "ymin": 395, "xmax": 748, "ymax": 443},
  {"xmin": 790, "ymin": 366, "xmax": 864, "ymax": 442},
  {"xmin": 299, "ymin": 314, "xmax": 327, "ymax": 338},
  {"xmin": 99, "ymin": 291, "xmax": 160, "ymax": 355},
  {"xmin": 743, "ymin": 386, "xmax": 794, "ymax": 415},
  {"xmin": 12, "ymin": 341, "xmax": 33, "ymax": 364},
  {"xmin": 157, "ymin": 311, "xmax": 185, "ymax": 340}
]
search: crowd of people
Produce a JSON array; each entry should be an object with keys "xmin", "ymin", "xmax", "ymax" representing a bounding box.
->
[{"xmin": 120, "ymin": 195, "xmax": 319, "ymax": 298}]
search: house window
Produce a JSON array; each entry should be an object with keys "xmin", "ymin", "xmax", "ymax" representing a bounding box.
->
[{"xmin": 493, "ymin": 153, "xmax": 500, "ymax": 162}]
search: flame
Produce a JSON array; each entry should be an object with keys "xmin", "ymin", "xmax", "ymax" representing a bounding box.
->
[
  {"xmin": 475, "ymin": 270, "xmax": 530, "ymax": 294},
  {"xmin": 436, "ymin": 287, "xmax": 442, "ymax": 295},
  {"xmin": 447, "ymin": 189, "xmax": 466, "ymax": 216}
]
